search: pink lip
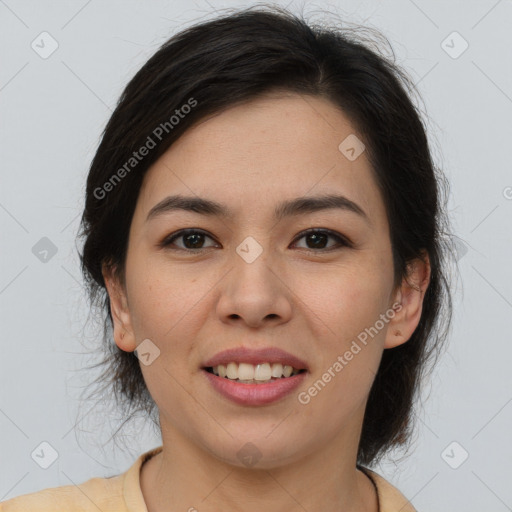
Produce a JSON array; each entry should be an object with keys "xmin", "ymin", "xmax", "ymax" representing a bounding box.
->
[
  {"xmin": 202, "ymin": 346, "xmax": 309, "ymax": 371},
  {"xmin": 202, "ymin": 369, "xmax": 307, "ymax": 406}
]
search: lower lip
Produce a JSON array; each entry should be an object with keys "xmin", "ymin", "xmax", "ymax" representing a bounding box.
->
[{"xmin": 202, "ymin": 369, "xmax": 307, "ymax": 406}]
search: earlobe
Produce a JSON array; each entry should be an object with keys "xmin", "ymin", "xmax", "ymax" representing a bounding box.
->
[
  {"xmin": 384, "ymin": 252, "xmax": 431, "ymax": 349},
  {"xmin": 102, "ymin": 263, "xmax": 137, "ymax": 352}
]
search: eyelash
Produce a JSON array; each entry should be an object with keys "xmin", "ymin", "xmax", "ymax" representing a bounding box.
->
[{"xmin": 159, "ymin": 228, "xmax": 352, "ymax": 253}]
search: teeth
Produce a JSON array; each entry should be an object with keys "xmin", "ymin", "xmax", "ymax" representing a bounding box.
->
[
  {"xmin": 254, "ymin": 363, "xmax": 271, "ymax": 380},
  {"xmin": 238, "ymin": 362, "xmax": 256, "ymax": 380},
  {"xmin": 226, "ymin": 362, "xmax": 238, "ymax": 379},
  {"xmin": 211, "ymin": 362, "xmax": 301, "ymax": 382}
]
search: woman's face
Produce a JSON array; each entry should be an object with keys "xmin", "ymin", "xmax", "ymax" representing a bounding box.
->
[{"xmin": 106, "ymin": 92, "xmax": 423, "ymax": 468}]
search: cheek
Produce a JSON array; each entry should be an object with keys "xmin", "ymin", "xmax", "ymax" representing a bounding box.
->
[
  {"xmin": 292, "ymin": 260, "xmax": 392, "ymax": 411},
  {"xmin": 125, "ymin": 255, "xmax": 217, "ymax": 355},
  {"xmin": 125, "ymin": 259, "xmax": 208, "ymax": 410},
  {"xmin": 296, "ymin": 268, "xmax": 388, "ymax": 425},
  {"xmin": 296, "ymin": 260, "xmax": 392, "ymax": 341}
]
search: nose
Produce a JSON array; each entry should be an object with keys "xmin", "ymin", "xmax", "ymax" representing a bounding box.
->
[{"xmin": 215, "ymin": 246, "xmax": 293, "ymax": 329}]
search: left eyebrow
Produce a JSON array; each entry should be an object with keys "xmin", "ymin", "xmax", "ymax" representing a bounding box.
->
[{"xmin": 146, "ymin": 193, "xmax": 371, "ymax": 227}]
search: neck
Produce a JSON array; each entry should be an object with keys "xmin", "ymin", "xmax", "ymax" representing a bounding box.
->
[{"xmin": 140, "ymin": 418, "xmax": 378, "ymax": 512}]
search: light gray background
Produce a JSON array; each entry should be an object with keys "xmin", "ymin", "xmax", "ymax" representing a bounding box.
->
[{"xmin": 1, "ymin": 1, "xmax": 511, "ymax": 510}]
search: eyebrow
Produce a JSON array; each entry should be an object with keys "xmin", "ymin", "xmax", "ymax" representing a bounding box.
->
[{"xmin": 146, "ymin": 193, "xmax": 371, "ymax": 226}]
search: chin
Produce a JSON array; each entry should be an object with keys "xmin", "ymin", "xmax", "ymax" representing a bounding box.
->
[{"xmin": 203, "ymin": 435, "xmax": 309, "ymax": 471}]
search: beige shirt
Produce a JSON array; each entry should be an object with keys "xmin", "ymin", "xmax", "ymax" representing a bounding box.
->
[{"xmin": 0, "ymin": 446, "xmax": 417, "ymax": 511}]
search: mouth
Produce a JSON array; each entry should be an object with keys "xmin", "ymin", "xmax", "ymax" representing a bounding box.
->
[
  {"xmin": 203, "ymin": 363, "xmax": 307, "ymax": 384},
  {"xmin": 201, "ymin": 363, "xmax": 308, "ymax": 406},
  {"xmin": 201, "ymin": 346, "xmax": 309, "ymax": 404},
  {"xmin": 202, "ymin": 346, "xmax": 309, "ymax": 375}
]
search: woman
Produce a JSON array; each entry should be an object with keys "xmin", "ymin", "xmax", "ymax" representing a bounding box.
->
[{"xmin": 0, "ymin": 4, "xmax": 454, "ymax": 511}]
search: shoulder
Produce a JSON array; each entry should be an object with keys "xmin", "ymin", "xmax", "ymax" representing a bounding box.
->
[
  {"xmin": 0, "ymin": 445, "xmax": 164, "ymax": 512},
  {"xmin": 362, "ymin": 467, "xmax": 418, "ymax": 512},
  {"xmin": 0, "ymin": 473, "xmax": 125, "ymax": 512}
]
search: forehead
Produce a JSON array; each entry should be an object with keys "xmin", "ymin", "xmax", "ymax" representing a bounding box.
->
[{"xmin": 133, "ymin": 93, "xmax": 387, "ymax": 230}]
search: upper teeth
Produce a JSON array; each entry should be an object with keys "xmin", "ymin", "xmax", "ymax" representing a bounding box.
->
[{"xmin": 211, "ymin": 362, "xmax": 301, "ymax": 380}]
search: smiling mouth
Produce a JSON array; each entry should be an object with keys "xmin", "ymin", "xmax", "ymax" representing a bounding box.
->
[{"xmin": 203, "ymin": 363, "xmax": 307, "ymax": 384}]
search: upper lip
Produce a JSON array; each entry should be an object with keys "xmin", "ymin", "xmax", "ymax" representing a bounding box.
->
[{"xmin": 203, "ymin": 346, "xmax": 309, "ymax": 371}]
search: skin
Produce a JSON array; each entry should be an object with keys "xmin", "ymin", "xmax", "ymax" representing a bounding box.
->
[{"xmin": 103, "ymin": 92, "xmax": 430, "ymax": 512}]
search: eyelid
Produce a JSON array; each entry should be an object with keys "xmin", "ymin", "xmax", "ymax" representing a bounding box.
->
[
  {"xmin": 159, "ymin": 228, "xmax": 219, "ymax": 250},
  {"xmin": 160, "ymin": 227, "xmax": 352, "ymax": 251},
  {"xmin": 291, "ymin": 227, "xmax": 352, "ymax": 249}
]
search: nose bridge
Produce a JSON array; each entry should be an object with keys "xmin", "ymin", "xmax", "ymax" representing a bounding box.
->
[
  {"xmin": 231, "ymin": 234, "xmax": 276, "ymax": 293},
  {"xmin": 217, "ymin": 234, "xmax": 291, "ymax": 326}
]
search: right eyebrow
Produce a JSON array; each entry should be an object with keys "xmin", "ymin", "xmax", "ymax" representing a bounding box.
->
[{"xmin": 146, "ymin": 193, "xmax": 371, "ymax": 227}]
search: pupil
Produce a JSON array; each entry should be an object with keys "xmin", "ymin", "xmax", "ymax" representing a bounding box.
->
[
  {"xmin": 184, "ymin": 233, "xmax": 203, "ymax": 248},
  {"xmin": 307, "ymin": 233, "xmax": 327, "ymax": 249},
  {"xmin": 183, "ymin": 233, "xmax": 327, "ymax": 249}
]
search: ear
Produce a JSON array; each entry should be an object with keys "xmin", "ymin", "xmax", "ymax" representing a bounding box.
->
[
  {"xmin": 384, "ymin": 251, "xmax": 431, "ymax": 349},
  {"xmin": 102, "ymin": 262, "xmax": 137, "ymax": 352}
]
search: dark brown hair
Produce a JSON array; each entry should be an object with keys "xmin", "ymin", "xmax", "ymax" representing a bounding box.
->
[{"xmin": 76, "ymin": 4, "xmax": 456, "ymax": 466}]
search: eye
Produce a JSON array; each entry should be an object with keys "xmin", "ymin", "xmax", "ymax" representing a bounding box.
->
[
  {"xmin": 160, "ymin": 228, "xmax": 352, "ymax": 252},
  {"xmin": 291, "ymin": 228, "xmax": 352, "ymax": 251},
  {"xmin": 160, "ymin": 229, "xmax": 218, "ymax": 251}
]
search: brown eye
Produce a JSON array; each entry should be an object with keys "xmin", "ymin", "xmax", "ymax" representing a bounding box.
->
[
  {"xmin": 161, "ymin": 229, "xmax": 218, "ymax": 251},
  {"xmin": 292, "ymin": 229, "xmax": 351, "ymax": 251},
  {"xmin": 160, "ymin": 228, "xmax": 351, "ymax": 253}
]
